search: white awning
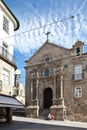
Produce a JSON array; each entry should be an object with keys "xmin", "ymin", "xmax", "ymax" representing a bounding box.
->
[{"xmin": 0, "ymin": 95, "xmax": 24, "ymax": 108}]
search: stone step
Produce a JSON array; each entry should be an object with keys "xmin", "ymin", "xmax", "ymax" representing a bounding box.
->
[{"xmin": 40, "ymin": 109, "xmax": 50, "ymax": 116}]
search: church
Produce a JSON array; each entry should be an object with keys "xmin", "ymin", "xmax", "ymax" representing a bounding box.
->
[{"xmin": 25, "ymin": 33, "xmax": 87, "ymax": 121}]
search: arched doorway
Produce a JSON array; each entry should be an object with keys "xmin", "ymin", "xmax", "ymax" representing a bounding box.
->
[{"xmin": 44, "ymin": 88, "xmax": 53, "ymax": 108}]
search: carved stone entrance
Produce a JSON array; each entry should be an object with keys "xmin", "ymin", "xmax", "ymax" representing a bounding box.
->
[{"xmin": 44, "ymin": 88, "xmax": 53, "ymax": 108}]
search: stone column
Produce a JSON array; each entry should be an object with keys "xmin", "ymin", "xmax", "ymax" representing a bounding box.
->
[
  {"xmin": 53, "ymin": 69, "xmax": 57, "ymax": 105},
  {"xmin": 60, "ymin": 67, "xmax": 65, "ymax": 106},
  {"xmin": 36, "ymin": 72, "xmax": 39, "ymax": 100},
  {"xmin": 56, "ymin": 67, "xmax": 66, "ymax": 120},
  {"xmin": 36, "ymin": 79, "xmax": 39, "ymax": 99},
  {"xmin": 35, "ymin": 72, "xmax": 39, "ymax": 117},
  {"xmin": 60, "ymin": 73, "xmax": 63, "ymax": 100},
  {"xmin": 26, "ymin": 73, "xmax": 39, "ymax": 118},
  {"xmin": 30, "ymin": 81, "xmax": 33, "ymax": 105},
  {"xmin": 51, "ymin": 66, "xmax": 67, "ymax": 120}
]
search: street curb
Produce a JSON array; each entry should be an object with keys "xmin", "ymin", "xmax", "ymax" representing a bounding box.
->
[{"xmin": 13, "ymin": 116, "xmax": 87, "ymax": 128}]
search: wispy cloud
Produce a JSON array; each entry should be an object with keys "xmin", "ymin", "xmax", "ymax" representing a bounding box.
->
[{"xmin": 13, "ymin": 0, "xmax": 87, "ymax": 57}]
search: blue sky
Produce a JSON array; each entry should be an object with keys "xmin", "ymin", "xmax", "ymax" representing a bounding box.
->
[{"xmin": 4, "ymin": 0, "xmax": 87, "ymax": 86}]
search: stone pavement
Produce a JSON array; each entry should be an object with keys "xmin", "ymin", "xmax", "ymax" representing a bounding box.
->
[{"xmin": 13, "ymin": 116, "xmax": 87, "ymax": 129}]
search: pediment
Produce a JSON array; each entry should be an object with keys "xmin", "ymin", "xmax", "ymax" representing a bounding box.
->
[{"xmin": 26, "ymin": 42, "xmax": 70, "ymax": 65}]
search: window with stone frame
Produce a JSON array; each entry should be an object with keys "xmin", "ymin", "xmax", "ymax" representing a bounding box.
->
[
  {"xmin": 74, "ymin": 64, "xmax": 82, "ymax": 80},
  {"xmin": 3, "ymin": 16, "xmax": 9, "ymax": 34},
  {"xmin": 43, "ymin": 54, "xmax": 51, "ymax": 62},
  {"xmin": 2, "ymin": 68, "xmax": 10, "ymax": 85},
  {"xmin": 75, "ymin": 87, "xmax": 82, "ymax": 98},
  {"xmin": 64, "ymin": 64, "xmax": 68, "ymax": 69},
  {"xmin": 44, "ymin": 69, "xmax": 50, "ymax": 76}
]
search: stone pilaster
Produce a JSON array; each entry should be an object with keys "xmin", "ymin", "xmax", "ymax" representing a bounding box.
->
[
  {"xmin": 35, "ymin": 73, "xmax": 39, "ymax": 116},
  {"xmin": 53, "ymin": 69, "xmax": 57, "ymax": 105},
  {"xmin": 56, "ymin": 69, "xmax": 67, "ymax": 120},
  {"xmin": 30, "ymin": 81, "xmax": 33, "ymax": 105},
  {"xmin": 25, "ymin": 105, "xmax": 39, "ymax": 118},
  {"xmin": 50, "ymin": 68, "xmax": 67, "ymax": 120},
  {"xmin": 36, "ymin": 78, "xmax": 39, "ymax": 100}
]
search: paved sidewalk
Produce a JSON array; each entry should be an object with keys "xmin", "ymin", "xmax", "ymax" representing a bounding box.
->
[{"xmin": 13, "ymin": 116, "xmax": 87, "ymax": 129}]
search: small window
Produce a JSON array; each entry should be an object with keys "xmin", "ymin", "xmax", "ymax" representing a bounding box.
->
[
  {"xmin": 45, "ymin": 57, "xmax": 49, "ymax": 62},
  {"xmin": 45, "ymin": 69, "xmax": 50, "ymax": 76},
  {"xmin": 76, "ymin": 47, "xmax": 80, "ymax": 56},
  {"xmin": 64, "ymin": 64, "xmax": 68, "ymax": 69},
  {"xmin": 75, "ymin": 87, "xmax": 82, "ymax": 98},
  {"xmin": 3, "ymin": 16, "xmax": 9, "ymax": 34}
]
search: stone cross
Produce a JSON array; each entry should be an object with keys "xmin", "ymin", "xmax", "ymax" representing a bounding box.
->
[{"xmin": 45, "ymin": 32, "xmax": 50, "ymax": 41}]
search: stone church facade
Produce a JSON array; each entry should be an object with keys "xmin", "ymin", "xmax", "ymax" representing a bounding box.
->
[{"xmin": 25, "ymin": 39, "xmax": 87, "ymax": 121}]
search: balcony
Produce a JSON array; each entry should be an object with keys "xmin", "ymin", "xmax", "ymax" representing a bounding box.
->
[
  {"xmin": 0, "ymin": 46, "xmax": 17, "ymax": 68},
  {"xmin": 72, "ymin": 73, "xmax": 84, "ymax": 80}
]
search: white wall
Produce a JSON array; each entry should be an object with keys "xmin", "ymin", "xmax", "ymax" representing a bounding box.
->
[
  {"xmin": 0, "ymin": 4, "xmax": 17, "ymax": 96},
  {"xmin": 0, "ymin": 7, "xmax": 14, "ymax": 55},
  {"xmin": 0, "ymin": 59, "xmax": 15, "ymax": 95}
]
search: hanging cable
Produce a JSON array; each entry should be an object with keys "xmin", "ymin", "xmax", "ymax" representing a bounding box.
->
[{"xmin": 0, "ymin": 13, "xmax": 79, "ymax": 41}]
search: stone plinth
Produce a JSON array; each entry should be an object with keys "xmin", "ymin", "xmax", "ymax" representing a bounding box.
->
[
  {"xmin": 53, "ymin": 98, "xmax": 57, "ymax": 105},
  {"xmin": 25, "ymin": 105, "xmax": 39, "ymax": 118},
  {"xmin": 50, "ymin": 105, "xmax": 67, "ymax": 120}
]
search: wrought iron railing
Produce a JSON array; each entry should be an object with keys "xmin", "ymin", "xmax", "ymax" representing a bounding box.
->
[
  {"xmin": 72, "ymin": 73, "xmax": 84, "ymax": 80},
  {"xmin": 0, "ymin": 46, "xmax": 16, "ymax": 64}
]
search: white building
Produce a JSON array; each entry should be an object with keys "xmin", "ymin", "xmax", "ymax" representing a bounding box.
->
[
  {"xmin": 16, "ymin": 82, "xmax": 25, "ymax": 105},
  {"xmin": 0, "ymin": 0, "xmax": 19, "ymax": 95}
]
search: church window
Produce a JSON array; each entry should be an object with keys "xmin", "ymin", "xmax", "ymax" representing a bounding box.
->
[
  {"xmin": 75, "ymin": 87, "xmax": 82, "ymax": 98},
  {"xmin": 76, "ymin": 47, "xmax": 80, "ymax": 56},
  {"xmin": 45, "ymin": 57, "xmax": 49, "ymax": 61},
  {"xmin": 45, "ymin": 69, "xmax": 50, "ymax": 76}
]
